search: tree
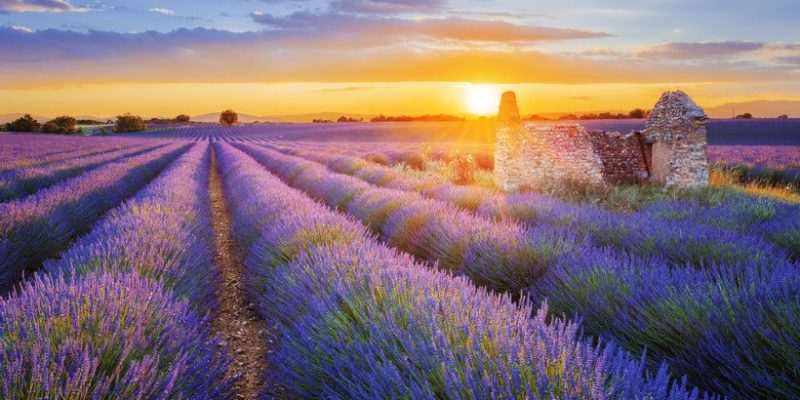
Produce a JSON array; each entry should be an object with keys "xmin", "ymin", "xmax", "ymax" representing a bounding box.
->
[
  {"xmin": 175, "ymin": 114, "xmax": 191, "ymax": 122},
  {"xmin": 6, "ymin": 114, "xmax": 40, "ymax": 132},
  {"xmin": 219, "ymin": 109, "xmax": 238, "ymax": 126},
  {"xmin": 628, "ymin": 108, "xmax": 648, "ymax": 119},
  {"xmin": 777, "ymin": 114, "xmax": 789, "ymax": 119},
  {"xmin": 42, "ymin": 115, "xmax": 79, "ymax": 134},
  {"xmin": 113, "ymin": 113, "xmax": 147, "ymax": 132},
  {"xmin": 735, "ymin": 113, "xmax": 753, "ymax": 119}
]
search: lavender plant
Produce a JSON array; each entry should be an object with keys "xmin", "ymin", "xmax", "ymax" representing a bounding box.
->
[
  {"xmin": 233, "ymin": 141, "xmax": 798, "ymax": 399},
  {"xmin": 0, "ymin": 143, "xmax": 232, "ymax": 398},
  {"xmin": 0, "ymin": 143, "xmax": 188, "ymax": 293},
  {"xmin": 0, "ymin": 271, "xmax": 230, "ymax": 399},
  {"xmin": 0, "ymin": 142, "xmax": 164, "ymax": 202},
  {"xmin": 215, "ymin": 141, "xmax": 716, "ymax": 400},
  {"xmin": 43, "ymin": 143, "xmax": 219, "ymax": 310}
]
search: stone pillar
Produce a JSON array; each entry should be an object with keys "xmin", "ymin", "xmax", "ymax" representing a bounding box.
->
[
  {"xmin": 494, "ymin": 91, "xmax": 524, "ymax": 191},
  {"xmin": 498, "ymin": 91, "xmax": 520, "ymax": 122},
  {"xmin": 643, "ymin": 90, "xmax": 709, "ymax": 188}
]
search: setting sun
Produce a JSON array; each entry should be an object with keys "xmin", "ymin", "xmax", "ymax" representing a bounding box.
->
[{"xmin": 465, "ymin": 84, "xmax": 502, "ymax": 115}]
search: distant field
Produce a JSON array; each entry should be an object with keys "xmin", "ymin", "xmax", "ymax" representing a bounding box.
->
[
  {"xmin": 573, "ymin": 118, "xmax": 800, "ymax": 145},
  {"xmin": 141, "ymin": 118, "xmax": 800, "ymax": 146},
  {"xmin": 1, "ymin": 125, "xmax": 799, "ymax": 399}
]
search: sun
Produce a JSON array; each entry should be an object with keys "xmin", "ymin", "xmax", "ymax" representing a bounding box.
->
[{"xmin": 465, "ymin": 84, "xmax": 502, "ymax": 116}]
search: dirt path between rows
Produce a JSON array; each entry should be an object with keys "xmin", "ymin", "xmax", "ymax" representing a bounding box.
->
[{"xmin": 209, "ymin": 150, "xmax": 271, "ymax": 399}]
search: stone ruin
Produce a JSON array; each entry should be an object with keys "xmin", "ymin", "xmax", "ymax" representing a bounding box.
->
[{"xmin": 494, "ymin": 90, "xmax": 709, "ymax": 191}]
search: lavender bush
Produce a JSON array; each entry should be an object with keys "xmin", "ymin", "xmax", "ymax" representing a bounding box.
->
[
  {"xmin": 214, "ymin": 141, "xmax": 714, "ymax": 399},
  {"xmin": 0, "ymin": 143, "xmax": 232, "ymax": 398},
  {"xmin": 0, "ymin": 143, "xmax": 188, "ymax": 293},
  {"xmin": 234, "ymin": 142, "xmax": 799, "ymax": 399},
  {"xmin": 43, "ymin": 143, "xmax": 219, "ymax": 310},
  {"xmin": 0, "ymin": 142, "xmax": 164, "ymax": 202},
  {"xmin": 533, "ymin": 248, "xmax": 800, "ymax": 399},
  {"xmin": 0, "ymin": 134, "xmax": 150, "ymax": 171},
  {"xmin": 268, "ymin": 143, "xmax": 797, "ymax": 265},
  {"xmin": 0, "ymin": 271, "xmax": 230, "ymax": 399}
]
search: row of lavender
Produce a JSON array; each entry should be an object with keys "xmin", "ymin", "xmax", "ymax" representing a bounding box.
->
[
  {"xmin": 270, "ymin": 142, "xmax": 800, "ymax": 260},
  {"xmin": 215, "ymin": 141, "xmax": 714, "ymax": 399},
  {"xmin": 0, "ymin": 134, "xmax": 160, "ymax": 171},
  {"xmin": 0, "ymin": 142, "xmax": 166, "ymax": 202},
  {"xmin": 711, "ymin": 145, "xmax": 800, "ymax": 188},
  {"xmin": 279, "ymin": 138, "xmax": 800, "ymax": 170},
  {"xmin": 0, "ymin": 143, "xmax": 189, "ymax": 293},
  {"xmin": 234, "ymin": 142, "xmax": 799, "ymax": 399},
  {"xmin": 125, "ymin": 123, "xmax": 800, "ymax": 170},
  {"xmin": 286, "ymin": 139, "xmax": 800, "ymax": 190},
  {"xmin": 0, "ymin": 143, "xmax": 231, "ymax": 397}
]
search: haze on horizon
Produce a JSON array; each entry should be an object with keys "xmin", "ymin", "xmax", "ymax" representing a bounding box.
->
[{"xmin": 1, "ymin": 0, "xmax": 798, "ymax": 118}]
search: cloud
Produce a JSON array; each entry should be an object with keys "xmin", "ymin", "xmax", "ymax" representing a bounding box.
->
[
  {"xmin": 0, "ymin": 25, "xmax": 796, "ymax": 90},
  {"xmin": 0, "ymin": 0, "xmax": 85, "ymax": 12},
  {"xmin": 251, "ymin": 11, "xmax": 610, "ymax": 43},
  {"xmin": 7, "ymin": 24, "xmax": 33, "ymax": 32},
  {"xmin": 775, "ymin": 56, "xmax": 800, "ymax": 65},
  {"xmin": 636, "ymin": 41, "xmax": 766, "ymax": 60},
  {"xmin": 148, "ymin": 7, "xmax": 175, "ymax": 16},
  {"xmin": 0, "ymin": 24, "xmax": 796, "ymax": 90},
  {"xmin": 330, "ymin": 0, "xmax": 447, "ymax": 14}
]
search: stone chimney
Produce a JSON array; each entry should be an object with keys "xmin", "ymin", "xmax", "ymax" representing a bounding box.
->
[{"xmin": 498, "ymin": 91, "xmax": 520, "ymax": 123}]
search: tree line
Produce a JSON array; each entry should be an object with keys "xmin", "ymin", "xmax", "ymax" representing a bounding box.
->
[{"xmin": 2, "ymin": 110, "xmax": 243, "ymax": 134}]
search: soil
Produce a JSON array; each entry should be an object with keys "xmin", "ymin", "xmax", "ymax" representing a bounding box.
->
[{"xmin": 209, "ymin": 150, "xmax": 274, "ymax": 399}]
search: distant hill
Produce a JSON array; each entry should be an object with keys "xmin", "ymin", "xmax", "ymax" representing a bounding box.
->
[
  {"xmin": 0, "ymin": 113, "xmax": 51, "ymax": 124},
  {"xmin": 704, "ymin": 100, "xmax": 799, "ymax": 118},
  {"xmin": 0, "ymin": 114, "xmax": 115, "ymax": 124},
  {"xmin": 4, "ymin": 100, "xmax": 797, "ymax": 125}
]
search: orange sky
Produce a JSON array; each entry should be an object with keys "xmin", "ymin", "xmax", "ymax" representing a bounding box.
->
[{"xmin": 3, "ymin": 81, "xmax": 798, "ymax": 119}]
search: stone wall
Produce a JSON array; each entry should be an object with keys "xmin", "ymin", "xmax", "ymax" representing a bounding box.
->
[
  {"xmin": 494, "ymin": 89, "xmax": 709, "ymax": 191},
  {"xmin": 496, "ymin": 124, "xmax": 605, "ymax": 190},
  {"xmin": 589, "ymin": 130, "xmax": 649, "ymax": 183},
  {"xmin": 495, "ymin": 92, "xmax": 605, "ymax": 190}
]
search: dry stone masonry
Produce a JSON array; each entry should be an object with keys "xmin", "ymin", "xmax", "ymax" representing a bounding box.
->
[
  {"xmin": 494, "ymin": 90, "xmax": 709, "ymax": 191},
  {"xmin": 588, "ymin": 130, "xmax": 650, "ymax": 183},
  {"xmin": 642, "ymin": 90, "xmax": 709, "ymax": 187}
]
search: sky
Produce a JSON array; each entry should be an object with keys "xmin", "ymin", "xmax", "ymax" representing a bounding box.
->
[{"xmin": 1, "ymin": 0, "xmax": 798, "ymax": 118}]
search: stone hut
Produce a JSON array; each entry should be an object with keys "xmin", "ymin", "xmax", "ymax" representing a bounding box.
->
[
  {"xmin": 642, "ymin": 90, "xmax": 709, "ymax": 187},
  {"xmin": 494, "ymin": 90, "xmax": 708, "ymax": 191}
]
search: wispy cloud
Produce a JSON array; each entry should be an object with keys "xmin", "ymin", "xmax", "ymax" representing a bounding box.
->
[
  {"xmin": 636, "ymin": 41, "xmax": 766, "ymax": 60},
  {"xmin": 149, "ymin": 7, "xmax": 175, "ymax": 16},
  {"xmin": 250, "ymin": 11, "xmax": 610, "ymax": 43},
  {"xmin": 0, "ymin": 0, "xmax": 87, "ymax": 12},
  {"xmin": 0, "ymin": 25, "xmax": 795, "ymax": 89},
  {"xmin": 330, "ymin": 0, "xmax": 447, "ymax": 14},
  {"xmin": 7, "ymin": 24, "xmax": 33, "ymax": 32}
]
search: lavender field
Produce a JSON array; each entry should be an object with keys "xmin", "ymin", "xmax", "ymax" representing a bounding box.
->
[{"xmin": 1, "ymin": 123, "xmax": 798, "ymax": 400}]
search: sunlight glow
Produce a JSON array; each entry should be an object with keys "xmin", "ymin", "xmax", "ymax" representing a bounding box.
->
[{"xmin": 465, "ymin": 84, "xmax": 502, "ymax": 116}]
